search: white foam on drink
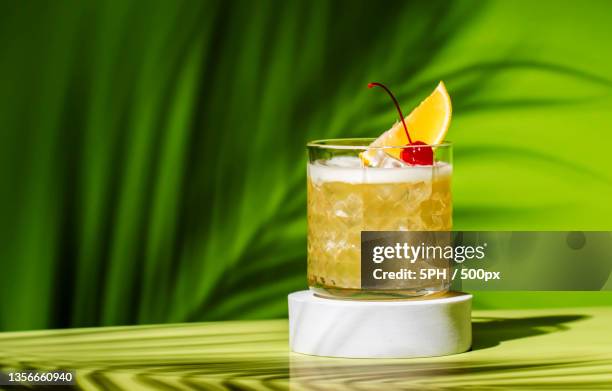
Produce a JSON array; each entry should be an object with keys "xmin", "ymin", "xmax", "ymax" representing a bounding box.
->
[{"xmin": 308, "ymin": 156, "xmax": 452, "ymax": 184}]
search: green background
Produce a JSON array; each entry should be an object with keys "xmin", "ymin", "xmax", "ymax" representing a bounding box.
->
[{"xmin": 1, "ymin": 0, "xmax": 611, "ymax": 331}]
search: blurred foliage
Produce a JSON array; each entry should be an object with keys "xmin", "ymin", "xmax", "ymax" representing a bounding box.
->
[{"xmin": 1, "ymin": 0, "xmax": 612, "ymax": 331}]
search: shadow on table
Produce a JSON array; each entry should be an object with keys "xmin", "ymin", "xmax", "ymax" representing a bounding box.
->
[
  {"xmin": 287, "ymin": 314, "xmax": 596, "ymax": 388},
  {"xmin": 471, "ymin": 314, "xmax": 589, "ymax": 351}
]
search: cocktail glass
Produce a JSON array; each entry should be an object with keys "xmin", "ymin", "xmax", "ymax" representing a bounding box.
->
[{"xmin": 307, "ymin": 138, "xmax": 452, "ymax": 299}]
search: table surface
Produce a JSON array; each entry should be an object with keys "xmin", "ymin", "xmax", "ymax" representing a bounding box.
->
[{"xmin": 1, "ymin": 307, "xmax": 611, "ymax": 390}]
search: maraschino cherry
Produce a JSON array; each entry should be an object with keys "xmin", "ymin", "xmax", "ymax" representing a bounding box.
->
[{"xmin": 368, "ymin": 82, "xmax": 434, "ymax": 165}]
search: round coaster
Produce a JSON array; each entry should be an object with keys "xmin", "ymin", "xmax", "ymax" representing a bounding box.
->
[{"xmin": 288, "ymin": 290, "xmax": 472, "ymax": 358}]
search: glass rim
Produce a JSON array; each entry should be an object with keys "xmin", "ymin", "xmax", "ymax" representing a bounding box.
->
[{"xmin": 307, "ymin": 138, "xmax": 452, "ymax": 150}]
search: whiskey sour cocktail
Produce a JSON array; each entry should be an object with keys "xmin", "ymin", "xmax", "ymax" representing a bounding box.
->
[{"xmin": 307, "ymin": 82, "xmax": 453, "ymax": 299}]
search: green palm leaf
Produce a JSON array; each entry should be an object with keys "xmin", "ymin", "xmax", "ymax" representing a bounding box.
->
[{"xmin": 1, "ymin": 0, "xmax": 612, "ymax": 331}]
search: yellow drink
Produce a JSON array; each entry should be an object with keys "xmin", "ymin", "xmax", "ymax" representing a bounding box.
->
[{"xmin": 307, "ymin": 154, "xmax": 452, "ymax": 299}]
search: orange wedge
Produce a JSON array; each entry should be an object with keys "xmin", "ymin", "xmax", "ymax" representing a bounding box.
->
[{"xmin": 361, "ymin": 81, "xmax": 452, "ymax": 165}]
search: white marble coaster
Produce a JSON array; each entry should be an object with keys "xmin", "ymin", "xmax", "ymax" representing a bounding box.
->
[{"xmin": 288, "ymin": 290, "xmax": 472, "ymax": 358}]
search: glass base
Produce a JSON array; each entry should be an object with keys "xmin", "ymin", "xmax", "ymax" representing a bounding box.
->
[{"xmin": 309, "ymin": 286, "xmax": 449, "ymax": 301}]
